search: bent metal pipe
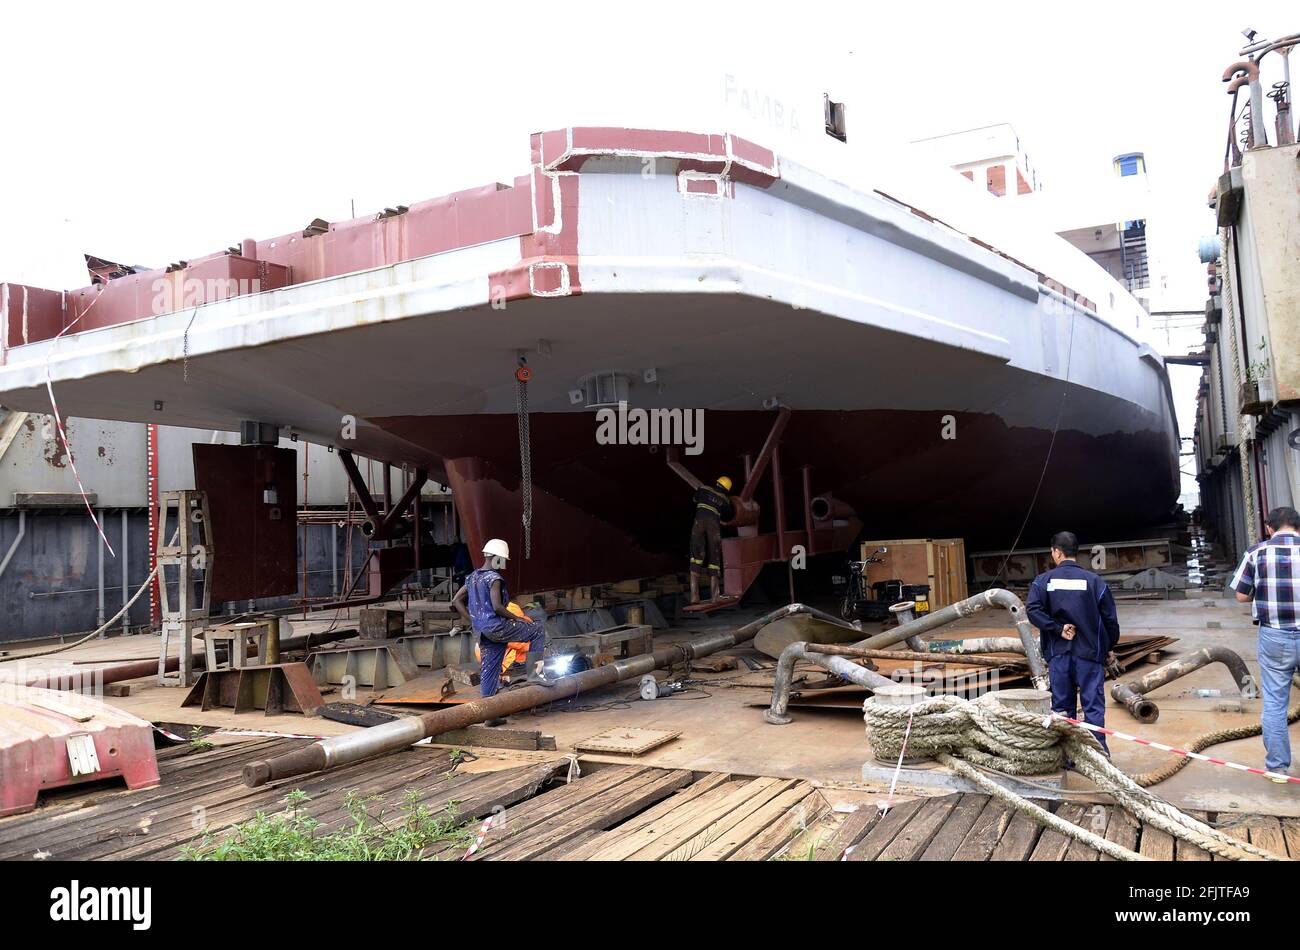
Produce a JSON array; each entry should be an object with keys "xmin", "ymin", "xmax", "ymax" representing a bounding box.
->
[{"xmin": 765, "ymin": 589, "xmax": 1048, "ymax": 725}]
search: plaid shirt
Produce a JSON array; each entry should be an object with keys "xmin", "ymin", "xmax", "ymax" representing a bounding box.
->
[{"xmin": 1230, "ymin": 531, "xmax": 1300, "ymax": 631}]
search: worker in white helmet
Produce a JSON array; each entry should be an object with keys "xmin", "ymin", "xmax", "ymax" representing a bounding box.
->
[{"xmin": 451, "ymin": 539, "xmax": 553, "ymax": 717}]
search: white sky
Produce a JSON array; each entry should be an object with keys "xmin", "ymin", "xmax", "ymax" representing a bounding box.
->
[{"xmin": 1, "ymin": 0, "xmax": 1293, "ymax": 504}]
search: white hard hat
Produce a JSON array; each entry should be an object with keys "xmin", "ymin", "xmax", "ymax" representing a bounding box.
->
[{"xmin": 482, "ymin": 539, "xmax": 510, "ymax": 560}]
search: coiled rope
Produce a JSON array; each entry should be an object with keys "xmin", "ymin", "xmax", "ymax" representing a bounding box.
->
[{"xmin": 864, "ymin": 692, "xmax": 1283, "ymax": 861}]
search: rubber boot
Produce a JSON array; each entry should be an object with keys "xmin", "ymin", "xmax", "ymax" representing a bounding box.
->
[{"xmin": 689, "ymin": 573, "xmax": 700, "ymax": 605}]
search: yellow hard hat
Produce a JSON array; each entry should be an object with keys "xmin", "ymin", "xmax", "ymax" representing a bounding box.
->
[{"xmin": 716, "ymin": 476, "xmax": 733, "ymax": 491}]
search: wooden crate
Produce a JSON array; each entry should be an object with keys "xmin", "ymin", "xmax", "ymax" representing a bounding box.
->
[{"xmin": 859, "ymin": 538, "xmax": 968, "ymax": 609}]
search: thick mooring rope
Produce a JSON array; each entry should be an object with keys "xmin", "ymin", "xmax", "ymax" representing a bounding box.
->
[
  {"xmin": 864, "ymin": 693, "xmax": 1283, "ymax": 861},
  {"xmin": 1131, "ymin": 676, "xmax": 1300, "ymax": 788}
]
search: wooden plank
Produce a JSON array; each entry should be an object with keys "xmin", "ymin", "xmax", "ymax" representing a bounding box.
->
[
  {"xmin": 534, "ymin": 829, "xmax": 604, "ymax": 860},
  {"xmin": 625, "ymin": 778, "xmax": 790, "ymax": 861},
  {"xmin": 480, "ymin": 769, "xmax": 695, "ymax": 861},
  {"xmin": 728, "ymin": 792, "xmax": 831, "ymax": 862},
  {"xmin": 1064, "ymin": 804, "xmax": 1110, "ymax": 862},
  {"xmin": 1175, "ymin": 811, "xmax": 1212, "ymax": 862},
  {"xmin": 1247, "ymin": 816, "xmax": 1289, "ymax": 859},
  {"xmin": 845, "ymin": 798, "xmax": 926, "ymax": 862},
  {"xmin": 919, "ymin": 794, "xmax": 987, "ymax": 861},
  {"xmin": 580, "ymin": 779, "xmax": 752, "ymax": 861},
  {"xmin": 559, "ymin": 773, "xmax": 733, "ymax": 861},
  {"xmin": 688, "ymin": 784, "xmax": 819, "ymax": 862},
  {"xmin": 808, "ymin": 806, "xmax": 884, "ymax": 861},
  {"xmin": 1030, "ymin": 803, "xmax": 1083, "ymax": 862},
  {"xmin": 466, "ymin": 767, "xmax": 647, "ymax": 851},
  {"xmin": 876, "ymin": 795, "xmax": 960, "ymax": 861},
  {"xmin": 103, "ymin": 752, "xmax": 483, "ymax": 861},
  {"xmin": 1100, "ymin": 808, "xmax": 1139, "ymax": 861},
  {"xmin": 1138, "ymin": 823, "xmax": 1175, "ymax": 861},
  {"xmin": 116, "ymin": 757, "xmax": 562, "ymax": 862},
  {"xmin": 658, "ymin": 779, "xmax": 800, "ymax": 862},
  {"xmin": 950, "ymin": 798, "xmax": 1009, "ymax": 861},
  {"xmin": 574, "ymin": 727, "xmax": 680, "ymax": 755},
  {"xmin": 989, "ymin": 810, "xmax": 1044, "ymax": 861},
  {"xmin": 1279, "ymin": 818, "xmax": 1300, "ymax": 858}
]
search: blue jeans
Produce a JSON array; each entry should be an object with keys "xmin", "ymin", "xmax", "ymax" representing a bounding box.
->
[
  {"xmin": 1048, "ymin": 653, "xmax": 1109, "ymax": 755},
  {"xmin": 1257, "ymin": 625, "xmax": 1300, "ymax": 772},
  {"xmin": 477, "ymin": 618, "xmax": 547, "ymax": 698}
]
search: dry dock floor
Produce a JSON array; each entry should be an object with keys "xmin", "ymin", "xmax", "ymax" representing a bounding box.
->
[{"xmin": 3, "ymin": 590, "xmax": 1298, "ymax": 859}]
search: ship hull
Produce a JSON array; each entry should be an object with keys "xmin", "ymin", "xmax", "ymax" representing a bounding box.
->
[{"xmin": 0, "ymin": 127, "xmax": 1181, "ymax": 596}]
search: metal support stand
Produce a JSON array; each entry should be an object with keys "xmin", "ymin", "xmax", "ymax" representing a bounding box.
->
[{"xmin": 156, "ymin": 490, "xmax": 213, "ymax": 687}]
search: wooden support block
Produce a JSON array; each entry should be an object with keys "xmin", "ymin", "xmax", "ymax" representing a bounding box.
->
[{"xmin": 104, "ymin": 683, "xmax": 136, "ymax": 698}]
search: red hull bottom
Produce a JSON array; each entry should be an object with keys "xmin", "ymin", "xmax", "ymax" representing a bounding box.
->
[{"xmin": 376, "ymin": 405, "xmax": 1179, "ymax": 596}]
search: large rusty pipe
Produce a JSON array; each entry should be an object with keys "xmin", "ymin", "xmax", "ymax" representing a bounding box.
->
[
  {"xmin": 1111, "ymin": 647, "xmax": 1259, "ymax": 724},
  {"xmin": 240, "ymin": 606, "xmax": 801, "ymax": 788}
]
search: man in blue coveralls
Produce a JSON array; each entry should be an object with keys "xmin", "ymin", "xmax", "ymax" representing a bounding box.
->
[
  {"xmin": 1026, "ymin": 531, "xmax": 1122, "ymax": 755},
  {"xmin": 451, "ymin": 538, "xmax": 553, "ymax": 726}
]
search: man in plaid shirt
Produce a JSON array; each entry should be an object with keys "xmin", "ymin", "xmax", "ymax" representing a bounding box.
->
[{"xmin": 1230, "ymin": 506, "xmax": 1300, "ymax": 780}]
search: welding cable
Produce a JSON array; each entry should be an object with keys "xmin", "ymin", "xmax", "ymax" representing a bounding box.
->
[{"xmin": 0, "ymin": 527, "xmax": 178, "ymax": 662}]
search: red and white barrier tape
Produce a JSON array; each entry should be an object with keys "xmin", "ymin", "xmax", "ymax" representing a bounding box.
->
[
  {"xmin": 1048, "ymin": 713, "xmax": 1299, "ymax": 784},
  {"xmin": 462, "ymin": 813, "xmax": 498, "ymax": 860}
]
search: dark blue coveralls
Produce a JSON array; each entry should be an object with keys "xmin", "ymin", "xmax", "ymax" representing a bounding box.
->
[
  {"xmin": 1026, "ymin": 559, "xmax": 1121, "ymax": 754},
  {"xmin": 465, "ymin": 567, "xmax": 547, "ymax": 698}
]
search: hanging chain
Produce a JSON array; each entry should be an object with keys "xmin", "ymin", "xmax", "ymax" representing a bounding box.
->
[{"xmin": 515, "ymin": 357, "xmax": 533, "ymax": 558}]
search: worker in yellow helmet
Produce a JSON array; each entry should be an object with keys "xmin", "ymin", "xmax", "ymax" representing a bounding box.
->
[{"xmin": 688, "ymin": 476, "xmax": 735, "ymax": 604}]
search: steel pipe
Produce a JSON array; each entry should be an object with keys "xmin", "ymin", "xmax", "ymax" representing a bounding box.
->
[
  {"xmin": 857, "ymin": 589, "xmax": 1047, "ymax": 687},
  {"xmin": 764, "ymin": 589, "xmax": 1048, "ymax": 725},
  {"xmin": 241, "ymin": 606, "xmax": 800, "ymax": 788},
  {"xmin": 1111, "ymin": 647, "xmax": 1259, "ymax": 724},
  {"xmin": 922, "ymin": 637, "xmax": 1027, "ymax": 655},
  {"xmin": 804, "ymin": 643, "xmax": 1017, "ymax": 668},
  {"xmin": 764, "ymin": 641, "xmax": 896, "ymax": 725}
]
